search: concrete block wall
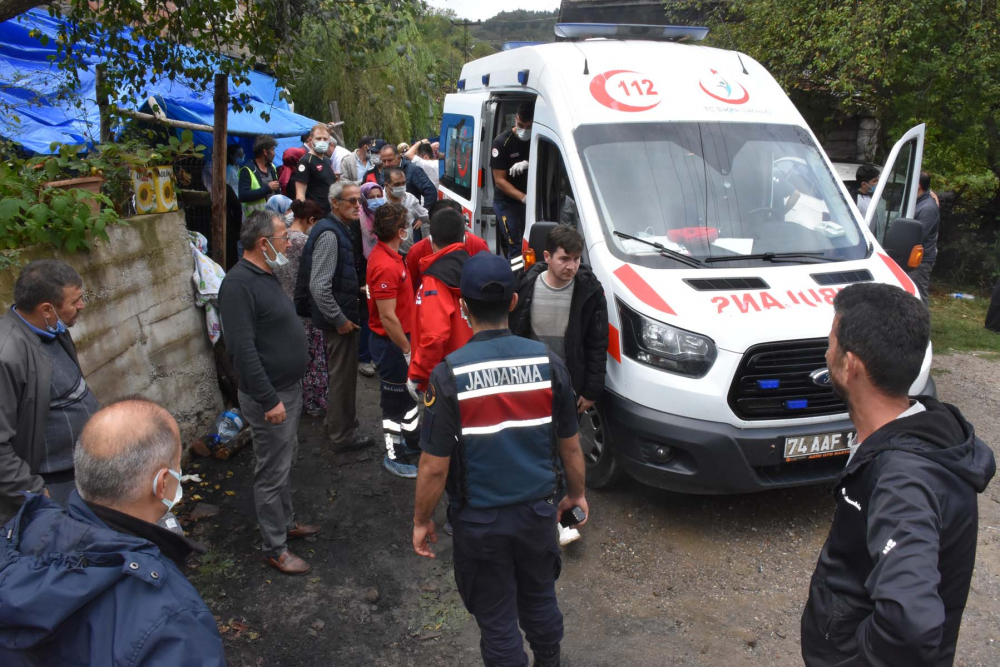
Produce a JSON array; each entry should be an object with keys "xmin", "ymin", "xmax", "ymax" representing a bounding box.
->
[{"xmin": 0, "ymin": 211, "xmax": 224, "ymax": 443}]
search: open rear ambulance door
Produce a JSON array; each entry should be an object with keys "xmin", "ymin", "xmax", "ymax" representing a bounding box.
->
[
  {"xmin": 864, "ymin": 123, "xmax": 925, "ymax": 245},
  {"xmin": 438, "ymin": 92, "xmax": 489, "ymax": 244}
]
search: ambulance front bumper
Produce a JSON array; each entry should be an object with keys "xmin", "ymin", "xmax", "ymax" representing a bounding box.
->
[{"xmin": 603, "ymin": 372, "xmax": 936, "ymax": 494}]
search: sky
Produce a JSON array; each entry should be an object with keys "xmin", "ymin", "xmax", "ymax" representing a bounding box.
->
[{"xmin": 425, "ymin": 0, "xmax": 561, "ymax": 22}]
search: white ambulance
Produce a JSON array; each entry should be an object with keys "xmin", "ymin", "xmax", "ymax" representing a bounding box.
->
[{"xmin": 436, "ymin": 24, "xmax": 933, "ymax": 494}]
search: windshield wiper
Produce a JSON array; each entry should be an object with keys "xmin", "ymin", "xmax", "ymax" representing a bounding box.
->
[
  {"xmin": 613, "ymin": 231, "xmax": 703, "ymax": 268},
  {"xmin": 703, "ymin": 251, "xmax": 840, "ymax": 264}
]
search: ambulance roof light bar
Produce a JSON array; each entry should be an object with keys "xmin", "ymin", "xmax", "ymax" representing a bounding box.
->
[{"xmin": 554, "ymin": 23, "xmax": 709, "ymax": 43}]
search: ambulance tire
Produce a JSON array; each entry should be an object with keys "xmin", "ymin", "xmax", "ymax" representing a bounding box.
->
[{"xmin": 581, "ymin": 403, "xmax": 623, "ymax": 489}]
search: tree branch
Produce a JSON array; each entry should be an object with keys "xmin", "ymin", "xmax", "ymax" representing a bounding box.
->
[{"xmin": 0, "ymin": 0, "xmax": 47, "ymax": 25}]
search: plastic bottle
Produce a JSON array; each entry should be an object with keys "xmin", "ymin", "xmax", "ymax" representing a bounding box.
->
[
  {"xmin": 948, "ymin": 293, "xmax": 976, "ymax": 300},
  {"xmin": 212, "ymin": 408, "xmax": 244, "ymax": 447}
]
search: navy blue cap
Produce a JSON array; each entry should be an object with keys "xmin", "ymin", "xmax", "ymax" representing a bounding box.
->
[{"xmin": 461, "ymin": 251, "xmax": 516, "ymax": 302}]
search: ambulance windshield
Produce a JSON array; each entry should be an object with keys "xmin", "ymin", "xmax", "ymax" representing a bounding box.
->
[{"xmin": 576, "ymin": 122, "xmax": 868, "ymax": 267}]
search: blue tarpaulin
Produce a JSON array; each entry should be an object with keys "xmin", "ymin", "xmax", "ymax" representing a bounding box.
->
[{"xmin": 0, "ymin": 9, "xmax": 320, "ymax": 156}]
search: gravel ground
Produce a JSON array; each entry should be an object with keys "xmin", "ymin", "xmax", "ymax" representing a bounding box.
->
[{"xmin": 182, "ymin": 352, "xmax": 1000, "ymax": 666}]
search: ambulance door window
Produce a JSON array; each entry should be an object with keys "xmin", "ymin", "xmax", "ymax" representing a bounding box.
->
[
  {"xmin": 869, "ymin": 139, "xmax": 915, "ymax": 244},
  {"xmin": 440, "ymin": 113, "xmax": 475, "ymax": 201},
  {"xmin": 535, "ymin": 138, "xmax": 580, "ymax": 230}
]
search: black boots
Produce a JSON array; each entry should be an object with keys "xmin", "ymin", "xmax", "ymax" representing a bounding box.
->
[{"xmin": 533, "ymin": 646, "xmax": 560, "ymax": 667}]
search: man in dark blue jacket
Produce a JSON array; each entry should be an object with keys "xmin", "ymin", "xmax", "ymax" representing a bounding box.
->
[
  {"xmin": 379, "ymin": 143, "xmax": 437, "ymax": 206},
  {"xmin": 0, "ymin": 398, "xmax": 225, "ymax": 666},
  {"xmin": 801, "ymin": 283, "xmax": 995, "ymax": 667}
]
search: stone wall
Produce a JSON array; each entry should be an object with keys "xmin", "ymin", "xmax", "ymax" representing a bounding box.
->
[{"xmin": 0, "ymin": 211, "xmax": 223, "ymax": 443}]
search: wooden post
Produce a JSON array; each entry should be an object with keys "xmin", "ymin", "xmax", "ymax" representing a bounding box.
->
[
  {"xmin": 327, "ymin": 100, "xmax": 346, "ymax": 147},
  {"xmin": 211, "ymin": 73, "xmax": 228, "ymax": 268},
  {"xmin": 95, "ymin": 64, "xmax": 111, "ymax": 143}
]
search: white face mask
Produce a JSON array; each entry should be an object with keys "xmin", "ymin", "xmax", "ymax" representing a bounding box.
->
[
  {"xmin": 153, "ymin": 468, "xmax": 183, "ymax": 512},
  {"xmin": 371, "ymin": 155, "xmax": 383, "ymax": 166},
  {"xmin": 389, "ymin": 185, "xmax": 406, "ymax": 199},
  {"xmin": 284, "ymin": 211, "xmax": 294, "ymax": 226},
  {"xmin": 264, "ymin": 239, "xmax": 289, "ymax": 269},
  {"xmin": 312, "ymin": 139, "xmax": 330, "ymax": 154},
  {"xmin": 399, "ymin": 227, "xmax": 411, "ymax": 243},
  {"xmin": 515, "ymin": 127, "xmax": 531, "ymax": 142}
]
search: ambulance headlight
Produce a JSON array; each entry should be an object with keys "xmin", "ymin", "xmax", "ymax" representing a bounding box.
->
[{"xmin": 617, "ymin": 300, "xmax": 717, "ymax": 378}]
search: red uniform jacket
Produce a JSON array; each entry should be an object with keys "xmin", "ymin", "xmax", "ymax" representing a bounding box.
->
[
  {"xmin": 405, "ymin": 232, "xmax": 489, "ymax": 295},
  {"xmin": 407, "ymin": 243, "xmax": 473, "ymax": 390}
]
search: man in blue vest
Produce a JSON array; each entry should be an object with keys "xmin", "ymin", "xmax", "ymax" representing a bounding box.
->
[
  {"xmin": 412, "ymin": 251, "xmax": 588, "ymax": 667},
  {"xmin": 294, "ymin": 181, "xmax": 374, "ymax": 452}
]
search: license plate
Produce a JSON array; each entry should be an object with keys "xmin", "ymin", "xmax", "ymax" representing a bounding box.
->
[{"xmin": 784, "ymin": 430, "xmax": 857, "ymax": 462}]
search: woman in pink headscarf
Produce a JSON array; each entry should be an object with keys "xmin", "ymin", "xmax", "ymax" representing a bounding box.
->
[{"xmin": 358, "ymin": 181, "xmax": 386, "ymax": 259}]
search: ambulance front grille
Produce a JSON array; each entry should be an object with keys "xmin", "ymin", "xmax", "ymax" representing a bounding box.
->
[{"xmin": 728, "ymin": 338, "xmax": 847, "ymax": 421}]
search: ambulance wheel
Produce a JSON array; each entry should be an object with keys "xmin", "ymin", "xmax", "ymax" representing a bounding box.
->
[{"xmin": 580, "ymin": 403, "xmax": 623, "ymax": 489}]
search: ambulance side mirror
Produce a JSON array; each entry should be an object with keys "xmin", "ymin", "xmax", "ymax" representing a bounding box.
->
[
  {"xmin": 527, "ymin": 221, "xmax": 558, "ymax": 266},
  {"xmin": 882, "ymin": 218, "xmax": 923, "ymax": 268}
]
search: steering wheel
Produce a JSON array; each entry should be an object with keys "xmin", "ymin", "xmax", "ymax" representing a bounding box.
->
[{"xmin": 745, "ymin": 207, "xmax": 782, "ymax": 223}]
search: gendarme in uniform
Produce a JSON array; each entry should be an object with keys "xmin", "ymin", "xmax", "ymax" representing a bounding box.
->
[{"xmin": 418, "ymin": 252, "xmax": 579, "ymax": 667}]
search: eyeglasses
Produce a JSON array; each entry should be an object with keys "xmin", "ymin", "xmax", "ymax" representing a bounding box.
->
[
  {"xmin": 266, "ymin": 236, "xmax": 288, "ymax": 242},
  {"xmin": 337, "ymin": 197, "xmax": 362, "ymax": 205}
]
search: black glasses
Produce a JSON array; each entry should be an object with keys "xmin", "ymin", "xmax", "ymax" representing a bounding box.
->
[{"xmin": 337, "ymin": 197, "xmax": 362, "ymax": 205}]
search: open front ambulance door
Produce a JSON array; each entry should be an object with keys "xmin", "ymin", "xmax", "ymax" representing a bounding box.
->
[
  {"xmin": 438, "ymin": 92, "xmax": 488, "ymax": 242},
  {"xmin": 864, "ymin": 123, "xmax": 925, "ymax": 245}
]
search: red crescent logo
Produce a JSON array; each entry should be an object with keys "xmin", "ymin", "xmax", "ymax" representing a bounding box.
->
[
  {"xmin": 699, "ymin": 80, "xmax": 750, "ymax": 105},
  {"xmin": 590, "ymin": 70, "xmax": 662, "ymax": 113}
]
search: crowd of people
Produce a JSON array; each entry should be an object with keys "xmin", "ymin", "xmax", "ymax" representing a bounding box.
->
[{"xmin": 0, "ymin": 117, "xmax": 995, "ymax": 667}]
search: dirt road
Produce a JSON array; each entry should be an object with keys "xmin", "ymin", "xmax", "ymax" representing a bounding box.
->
[{"xmin": 184, "ymin": 353, "xmax": 1000, "ymax": 666}]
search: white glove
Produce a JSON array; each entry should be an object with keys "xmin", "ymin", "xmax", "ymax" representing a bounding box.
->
[
  {"xmin": 404, "ymin": 351, "xmax": 412, "ymax": 366},
  {"xmin": 406, "ymin": 379, "xmax": 420, "ymax": 403},
  {"xmin": 508, "ymin": 160, "xmax": 529, "ymax": 177}
]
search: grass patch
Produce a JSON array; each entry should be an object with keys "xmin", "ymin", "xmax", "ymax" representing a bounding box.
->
[{"xmin": 930, "ymin": 287, "xmax": 1000, "ymax": 355}]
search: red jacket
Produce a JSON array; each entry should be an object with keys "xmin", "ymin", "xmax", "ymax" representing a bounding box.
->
[
  {"xmin": 407, "ymin": 243, "xmax": 473, "ymax": 390},
  {"xmin": 405, "ymin": 233, "xmax": 489, "ymax": 295}
]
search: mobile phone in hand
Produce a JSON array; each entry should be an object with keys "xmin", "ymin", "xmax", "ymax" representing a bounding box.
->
[{"xmin": 560, "ymin": 506, "xmax": 586, "ymax": 528}]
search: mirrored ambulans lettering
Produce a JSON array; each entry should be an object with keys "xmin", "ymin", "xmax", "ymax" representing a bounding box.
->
[{"xmin": 712, "ymin": 287, "xmax": 843, "ymax": 314}]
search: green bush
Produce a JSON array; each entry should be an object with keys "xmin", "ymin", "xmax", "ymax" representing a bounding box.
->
[{"xmin": 0, "ymin": 143, "xmax": 121, "ymax": 252}]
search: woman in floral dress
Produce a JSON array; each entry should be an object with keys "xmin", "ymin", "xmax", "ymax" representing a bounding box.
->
[{"xmin": 276, "ymin": 199, "xmax": 328, "ymax": 416}]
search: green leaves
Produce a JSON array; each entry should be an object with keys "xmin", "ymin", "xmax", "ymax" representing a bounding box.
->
[{"xmin": 0, "ymin": 140, "xmax": 124, "ymax": 254}]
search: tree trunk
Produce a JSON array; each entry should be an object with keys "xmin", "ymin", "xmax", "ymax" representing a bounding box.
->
[{"xmin": 0, "ymin": 0, "xmax": 46, "ymax": 25}]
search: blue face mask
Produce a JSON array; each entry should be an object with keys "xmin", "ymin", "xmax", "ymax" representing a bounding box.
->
[
  {"xmin": 368, "ymin": 197, "xmax": 387, "ymax": 209},
  {"xmin": 43, "ymin": 312, "xmax": 66, "ymax": 334}
]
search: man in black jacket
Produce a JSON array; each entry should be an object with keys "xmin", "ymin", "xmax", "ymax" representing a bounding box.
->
[
  {"xmin": 510, "ymin": 225, "xmax": 608, "ymax": 414},
  {"xmin": 801, "ymin": 282, "xmax": 995, "ymax": 667}
]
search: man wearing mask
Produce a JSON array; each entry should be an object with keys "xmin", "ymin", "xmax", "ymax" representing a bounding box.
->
[
  {"xmin": 0, "ymin": 399, "xmax": 226, "ymax": 665},
  {"xmin": 294, "ymin": 124, "xmax": 338, "ymax": 216},
  {"xmin": 379, "ymin": 143, "xmax": 437, "ymax": 206},
  {"xmin": 384, "ymin": 167, "xmax": 429, "ymax": 253},
  {"xmin": 238, "ymin": 135, "xmax": 279, "ymax": 217},
  {"xmin": 219, "ymin": 210, "xmax": 319, "ymax": 575},
  {"xmin": 800, "ymin": 283, "xmax": 995, "ymax": 666},
  {"xmin": 328, "ymin": 135, "xmax": 352, "ymax": 180},
  {"xmin": 340, "ymin": 135, "xmax": 374, "ymax": 186},
  {"xmin": 367, "ymin": 204, "xmax": 421, "ymax": 479},
  {"xmin": 854, "ymin": 163, "xmax": 879, "ymax": 219},
  {"xmin": 0, "ymin": 260, "xmax": 96, "ymax": 522},
  {"xmin": 910, "ymin": 171, "xmax": 940, "ymax": 304},
  {"xmin": 295, "ymin": 182, "xmax": 375, "ymax": 453},
  {"xmin": 491, "ymin": 102, "xmax": 534, "ymax": 270}
]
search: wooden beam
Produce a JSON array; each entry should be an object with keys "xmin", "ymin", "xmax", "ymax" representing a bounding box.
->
[
  {"xmin": 327, "ymin": 100, "xmax": 346, "ymax": 146},
  {"xmin": 117, "ymin": 108, "xmax": 214, "ymax": 133},
  {"xmin": 211, "ymin": 73, "xmax": 228, "ymax": 268}
]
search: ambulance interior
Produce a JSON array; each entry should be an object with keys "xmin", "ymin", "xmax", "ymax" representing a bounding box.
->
[{"xmin": 576, "ymin": 121, "xmax": 871, "ymax": 268}]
